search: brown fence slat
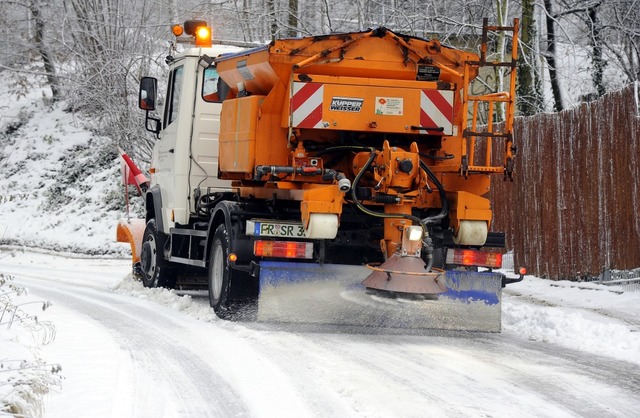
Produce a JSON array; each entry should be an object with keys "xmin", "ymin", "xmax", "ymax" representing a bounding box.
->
[{"xmin": 489, "ymin": 84, "xmax": 640, "ymax": 280}]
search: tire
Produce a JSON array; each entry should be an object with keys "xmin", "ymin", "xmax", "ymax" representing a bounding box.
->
[
  {"xmin": 208, "ymin": 223, "xmax": 258, "ymax": 321},
  {"xmin": 208, "ymin": 224, "xmax": 232, "ymax": 317},
  {"xmin": 140, "ymin": 219, "xmax": 176, "ymax": 289}
]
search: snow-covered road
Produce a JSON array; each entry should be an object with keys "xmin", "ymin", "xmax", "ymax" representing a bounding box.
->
[{"xmin": 2, "ymin": 251, "xmax": 639, "ymax": 417}]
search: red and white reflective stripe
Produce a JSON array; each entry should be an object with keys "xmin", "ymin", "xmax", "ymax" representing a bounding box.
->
[
  {"xmin": 420, "ymin": 90, "xmax": 454, "ymax": 135},
  {"xmin": 291, "ymin": 82, "xmax": 324, "ymax": 128}
]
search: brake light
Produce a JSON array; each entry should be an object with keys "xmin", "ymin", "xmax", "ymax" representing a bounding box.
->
[
  {"xmin": 254, "ymin": 240, "xmax": 313, "ymax": 259},
  {"xmin": 446, "ymin": 249, "xmax": 502, "ymax": 268}
]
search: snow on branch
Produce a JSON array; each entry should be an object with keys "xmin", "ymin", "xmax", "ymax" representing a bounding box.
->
[{"xmin": 0, "ymin": 273, "xmax": 61, "ymax": 418}]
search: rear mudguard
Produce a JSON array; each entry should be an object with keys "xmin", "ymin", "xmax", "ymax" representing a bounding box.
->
[{"xmin": 257, "ymin": 261, "xmax": 504, "ymax": 332}]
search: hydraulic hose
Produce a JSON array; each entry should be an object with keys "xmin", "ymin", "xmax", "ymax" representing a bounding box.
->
[
  {"xmin": 350, "ymin": 148, "xmax": 427, "ymax": 235},
  {"xmin": 418, "ymin": 161, "xmax": 450, "ymax": 271},
  {"xmin": 312, "ymin": 145, "xmax": 448, "ymax": 232},
  {"xmin": 419, "ymin": 160, "xmax": 449, "ymax": 225}
]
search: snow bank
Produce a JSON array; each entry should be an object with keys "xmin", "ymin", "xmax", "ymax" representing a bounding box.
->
[
  {"xmin": 113, "ymin": 276, "xmax": 219, "ymax": 323},
  {"xmin": 0, "ymin": 71, "xmax": 132, "ymax": 256},
  {"xmin": 503, "ymin": 275, "xmax": 640, "ymax": 365}
]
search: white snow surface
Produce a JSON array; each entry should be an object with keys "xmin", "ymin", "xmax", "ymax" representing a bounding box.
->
[
  {"xmin": 503, "ymin": 278, "xmax": 640, "ymax": 364},
  {"xmin": 1, "ymin": 251, "xmax": 640, "ymax": 417}
]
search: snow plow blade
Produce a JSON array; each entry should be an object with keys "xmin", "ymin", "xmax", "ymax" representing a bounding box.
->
[
  {"xmin": 116, "ymin": 218, "xmax": 146, "ymax": 265},
  {"xmin": 257, "ymin": 261, "xmax": 504, "ymax": 332}
]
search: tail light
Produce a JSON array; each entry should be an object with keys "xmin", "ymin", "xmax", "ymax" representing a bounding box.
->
[
  {"xmin": 446, "ymin": 249, "xmax": 502, "ymax": 269},
  {"xmin": 254, "ymin": 240, "xmax": 313, "ymax": 259}
]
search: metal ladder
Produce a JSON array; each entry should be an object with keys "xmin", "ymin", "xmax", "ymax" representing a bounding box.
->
[{"xmin": 460, "ymin": 18, "xmax": 519, "ymax": 180}]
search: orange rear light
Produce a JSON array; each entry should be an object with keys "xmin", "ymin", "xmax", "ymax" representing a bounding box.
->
[
  {"xmin": 446, "ymin": 249, "xmax": 502, "ymax": 268},
  {"xmin": 254, "ymin": 240, "xmax": 313, "ymax": 259}
]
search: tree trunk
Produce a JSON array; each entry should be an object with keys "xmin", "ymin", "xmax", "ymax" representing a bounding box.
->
[
  {"xmin": 267, "ymin": 0, "xmax": 278, "ymax": 41},
  {"xmin": 517, "ymin": 0, "xmax": 543, "ymax": 115},
  {"xmin": 287, "ymin": 0, "xmax": 298, "ymax": 37},
  {"xmin": 544, "ymin": 0, "xmax": 563, "ymax": 111},
  {"xmin": 587, "ymin": 5, "xmax": 606, "ymax": 97},
  {"xmin": 356, "ymin": 0, "xmax": 365, "ymax": 31},
  {"xmin": 321, "ymin": 0, "xmax": 333, "ymax": 33},
  {"xmin": 494, "ymin": 0, "xmax": 508, "ymax": 122},
  {"xmin": 29, "ymin": 0, "xmax": 60, "ymax": 100},
  {"xmin": 240, "ymin": 0, "xmax": 253, "ymax": 42}
]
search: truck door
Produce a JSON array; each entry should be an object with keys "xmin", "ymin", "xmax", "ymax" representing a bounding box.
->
[
  {"xmin": 189, "ymin": 66, "xmax": 233, "ymax": 212},
  {"xmin": 155, "ymin": 64, "xmax": 184, "ymax": 229}
]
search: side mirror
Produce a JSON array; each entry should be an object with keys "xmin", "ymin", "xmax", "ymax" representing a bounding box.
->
[
  {"xmin": 145, "ymin": 118, "xmax": 161, "ymax": 136},
  {"xmin": 139, "ymin": 77, "xmax": 157, "ymax": 111}
]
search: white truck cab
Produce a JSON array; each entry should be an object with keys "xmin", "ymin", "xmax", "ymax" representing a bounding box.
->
[{"xmin": 140, "ymin": 43, "xmax": 242, "ymax": 234}]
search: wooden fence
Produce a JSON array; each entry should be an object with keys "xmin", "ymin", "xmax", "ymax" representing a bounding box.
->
[{"xmin": 489, "ymin": 83, "xmax": 640, "ymax": 280}]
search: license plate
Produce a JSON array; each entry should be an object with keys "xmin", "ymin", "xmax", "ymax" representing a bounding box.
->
[{"xmin": 246, "ymin": 220, "xmax": 306, "ymax": 238}]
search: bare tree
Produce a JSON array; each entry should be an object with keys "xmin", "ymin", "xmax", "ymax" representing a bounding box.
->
[
  {"xmin": 543, "ymin": 0, "xmax": 564, "ymax": 111},
  {"xmin": 586, "ymin": 3, "xmax": 606, "ymax": 97},
  {"xmin": 554, "ymin": 0, "xmax": 606, "ymax": 98},
  {"xmin": 517, "ymin": 0, "xmax": 544, "ymax": 115},
  {"xmin": 286, "ymin": 0, "xmax": 299, "ymax": 36},
  {"xmin": 493, "ymin": 0, "xmax": 509, "ymax": 121},
  {"xmin": 0, "ymin": 0, "xmax": 60, "ymax": 99},
  {"xmin": 7, "ymin": 0, "xmax": 640, "ymax": 167},
  {"xmin": 598, "ymin": 1, "xmax": 640, "ymax": 85},
  {"xmin": 28, "ymin": 0, "xmax": 60, "ymax": 99},
  {"xmin": 267, "ymin": 0, "xmax": 279, "ymax": 40},
  {"xmin": 56, "ymin": 0, "xmax": 167, "ymax": 159}
]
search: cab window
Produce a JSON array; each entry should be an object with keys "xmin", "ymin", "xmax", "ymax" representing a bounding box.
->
[
  {"xmin": 202, "ymin": 67, "xmax": 233, "ymax": 102},
  {"xmin": 202, "ymin": 67, "xmax": 221, "ymax": 102},
  {"xmin": 164, "ymin": 65, "xmax": 184, "ymax": 127}
]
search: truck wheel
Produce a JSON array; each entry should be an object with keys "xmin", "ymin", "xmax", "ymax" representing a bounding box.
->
[
  {"xmin": 208, "ymin": 224, "xmax": 232, "ymax": 317},
  {"xmin": 140, "ymin": 219, "xmax": 176, "ymax": 289}
]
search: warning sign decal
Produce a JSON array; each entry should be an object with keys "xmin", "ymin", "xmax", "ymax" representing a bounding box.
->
[{"xmin": 375, "ymin": 97, "xmax": 403, "ymax": 115}]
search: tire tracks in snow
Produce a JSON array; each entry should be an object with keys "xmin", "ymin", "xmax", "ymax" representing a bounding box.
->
[
  {"xmin": 6, "ymin": 256, "xmax": 640, "ymax": 418},
  {"xmin": 244, "ymin": 324, "xmax": 640, "ymax": 418},
  {"xmin": 12, "ymin": 277, "xmax": 248, "ymax": 418}
]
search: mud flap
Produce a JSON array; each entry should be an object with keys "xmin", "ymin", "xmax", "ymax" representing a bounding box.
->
[{"xmin": 257, "ymin": 261, "xmax": 504, "ymax": 332}]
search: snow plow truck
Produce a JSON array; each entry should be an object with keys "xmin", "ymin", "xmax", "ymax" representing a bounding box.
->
[{"xmin": 117, "ymin": 19, "xmax": 525, "ymax": 332}]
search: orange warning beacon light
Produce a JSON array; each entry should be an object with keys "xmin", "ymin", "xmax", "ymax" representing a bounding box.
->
[
  {"xmin": 171, "ymin": 24, "xmax": 184, "ymax": 37},
  {"xmin": 195, "ymin": 26, "xmax": 212, "ymax": 47},
  {"xmin": 172, "ymin": 20, "xmax": 212, "ymax": 47}
]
